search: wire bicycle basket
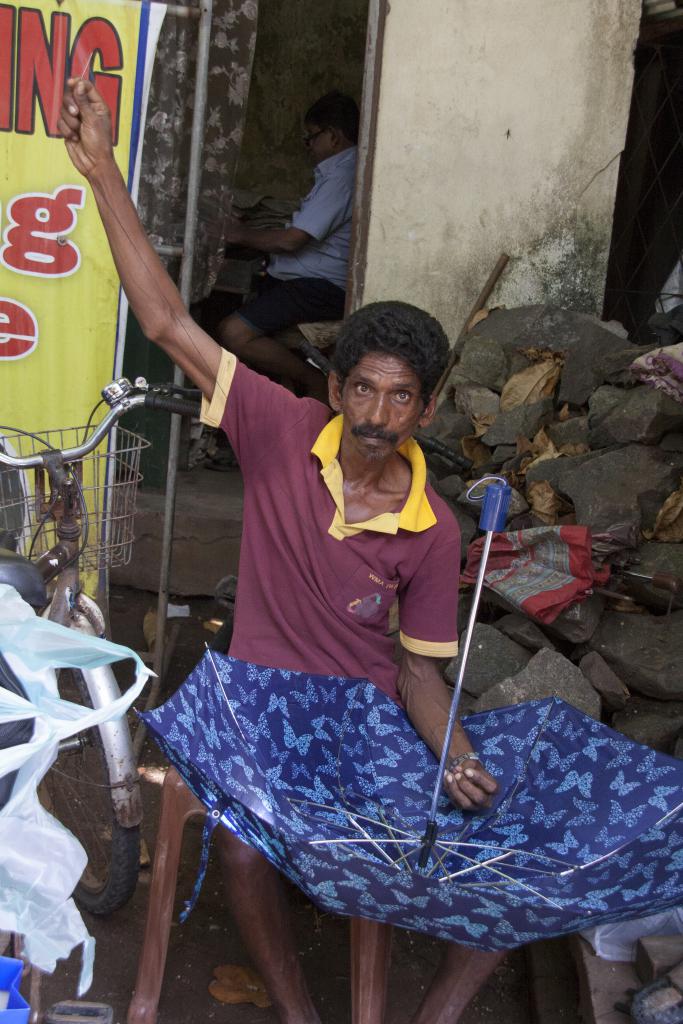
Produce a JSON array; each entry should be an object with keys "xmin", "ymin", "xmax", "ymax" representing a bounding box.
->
[{"xmin": 0, "ymin": 424, "xmax": 150, "ymax": 572}]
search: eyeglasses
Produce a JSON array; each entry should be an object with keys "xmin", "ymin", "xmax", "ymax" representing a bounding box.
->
[{"xmin": 302, "ymin": 127, "xmax": 326, "ymax": 146}]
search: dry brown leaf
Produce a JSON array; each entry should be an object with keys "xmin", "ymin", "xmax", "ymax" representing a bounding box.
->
[
  {"xmin": 522, "ymin": 428, "xmax": 562, "ymax": 475},
  {"xmin": 648, "ymin": 478, "xmax": 683, "ymax": 542},
  {"xmin": 558, "ymin": 403, "xmax": 571, "ymax": 422},
  {"xmin": 142, "ymin": 609, "xmax": 156, "ymax": 651},
  {"xmin": 526, "ymin": 480, "xmax": 565, "ymax": 525},
  {"xmin": 510, "ymin": 474, "xmax": 527, "ymax": 492},
  {"xmin": 471, "ymin": 412, "xmax": 497, "ymax": 437},
  {"xmin": 210, "ymin": 965, "xmax": 272, "ymax": 1008},
  {"xmin": 516, "ymin": 436, "xmax": 533, "ymax": 456},
  {"xmin": 461, "ymin": 434, "xmax": 491, "ymax": 468},
  {"xmin": 203, "ymin": 618, "xmax": 223, "ymax": 635},
  {"xmin": 467, "ymin": 308, "xmax": 490, "ymax": 331},
  {"xmin": 500, "ymin": 360, "xmax": 562, "ymax": 412},
  {"xmin": 518, "ymin": 347, "xmax": 565, "ymax": 365},
  {"xmin": 530, "ymin": 427, "xmax": 558, "ymax": 458}
]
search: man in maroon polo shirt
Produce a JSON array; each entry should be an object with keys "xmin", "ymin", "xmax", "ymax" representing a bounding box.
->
[{"xmin": 60, "ymin": 80, "xmax": 504, "ymax": 1024}]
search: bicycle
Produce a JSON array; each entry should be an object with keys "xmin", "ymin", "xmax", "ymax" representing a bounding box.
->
[{"xmin": 0, "ymin": 378, "xmax": 200, "ymax": 914}]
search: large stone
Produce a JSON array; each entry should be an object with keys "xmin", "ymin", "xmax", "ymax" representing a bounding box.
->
[
  {"xmin": 480, "ymin": 398, "xmax": 554, "ymax": 446},
  {"xmin": 578, "ymin": 651, "xmax": 630, "ymax": 711},
  {"xmin": 452, "ymin": 336, "xmax": 509, "ymax": 392},
  {"xmin": 435, "ymin": 474, "xmax": 466, "ymax": 502},
  {"xmin": 587, "ymin": 385, "xmax": 623, "ymax": 424},
  {"xmin": 545, "ymin": 594, "xmax": 605, "ymax": 644},
  {"xmin": 528, "ymin": 445, "xmax": 683, "ymax": 534},
  {"xmin": 491, "ymin": 444, "xmax": 517, "ymax": 466},
  {"xmin": 506, "ymin": 488, "xmax": 529, "ymax": 520},
  {"xmin": 444, "ymin": 623, "xmax": 531, "ymax": 698},
  {"xmin": 601, "ymin": 344, "xmax": 654, "ymax": 386},
  {"xmin": 422, "ymin": 404, "xmax": 473, "ymax": 444},
  {"xmin": 441, "ymin": 417, "xmax": 477, "ymax": 448},
  {"xmin": 618, "ymin": 543, "xmax": 683, "ymax": 612},
  {"xmin": 454, "ymin": 384, "xmax": 500, "ymax": 420},
  {"xmin": 547, "ymin": 416, "xmax": 589, "ymax": 449},
  {"xmin": 474, "ymin": 648, "xmax": 601, "ymax": 719},
  {"xmin": 589, "ymin": 610, "xmax": 683, "ymax": 700},
  {"xmin": 465, "ymin": 305, "xmax": 640, "ymax": 405},
  {"xmin": 661, "ymin": 433, "xmax": 683, "ymax": 453},
  {"xmin": 456, "ymin": 305, "xmax": 544, "ymax": 354},
  {"xmin": 524, "ymin": 449, "xmax": 597, "ymax": 492},
  {"xmin": 496, "ymin": 613, "xmax": 557, "ymax": 652},
  {"xmin": 448, "ymin": 504, "xmax": 478, "ymax": 556},
  {"xmin": 611, "ymin": 697, "xmax": 683, "ymax": 753},
  {"xmin": 588, "ymin": 387, "xmax": 683, "ymax": 447}
]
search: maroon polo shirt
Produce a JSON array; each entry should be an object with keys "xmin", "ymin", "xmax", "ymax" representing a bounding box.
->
[{"xmin": 201, "ymin": 353, "xmax": 460, "ymax": 702}]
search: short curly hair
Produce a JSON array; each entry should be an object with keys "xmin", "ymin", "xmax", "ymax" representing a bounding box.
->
[{"xmin": 333, "ymin": 301, "xmax": 450, "ymax": 404}]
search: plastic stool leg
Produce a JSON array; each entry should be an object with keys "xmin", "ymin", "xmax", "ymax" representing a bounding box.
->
[
  {"xmin": 351, "ymin": 917, "xmax": 392, "ymax": 1024},
  {"xmin": 127, "ymin": 769, "xmax": 205, "ymax": 1024}
]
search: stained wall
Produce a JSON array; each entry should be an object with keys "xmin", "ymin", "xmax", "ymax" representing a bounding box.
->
[{"xmin": 361, "ymin": 0, "xmax": 642, "ymax": 340}]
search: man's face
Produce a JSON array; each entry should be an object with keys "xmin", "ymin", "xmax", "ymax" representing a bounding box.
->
[
  {"xmin": 329, "ymin": 352, "xmax": 436, "ymax": 462},
  {"xmin": 302, "ymin": 121, "xmax": 337, "ymax": 165}
]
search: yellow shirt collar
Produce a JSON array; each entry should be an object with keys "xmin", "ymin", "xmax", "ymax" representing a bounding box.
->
[{"xmin": 311, "ymin": 415, "xmax": 436, "ymax": 537}]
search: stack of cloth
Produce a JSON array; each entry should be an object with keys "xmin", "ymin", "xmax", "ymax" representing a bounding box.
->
[{"xmin": 230, "ymin": 189, "xmax": 299, "ymax": 231}]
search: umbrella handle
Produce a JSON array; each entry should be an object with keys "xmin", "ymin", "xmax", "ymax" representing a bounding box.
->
[{"xmin": 418, "ymin": 479, "xmax": 511, "ymax": 869}]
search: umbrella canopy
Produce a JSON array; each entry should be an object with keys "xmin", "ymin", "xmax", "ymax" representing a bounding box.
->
[{"xmin": 142, "ymin": 652, "xmax": 683, "ymax": 950}]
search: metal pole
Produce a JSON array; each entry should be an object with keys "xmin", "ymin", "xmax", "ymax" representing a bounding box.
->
[
  {"xmin": 418, "ymin": 479, "xmax": 511, "ymax": 868},
  {"xmin": 426, "ymin": 530, "xmax": 494, "ymax": 825},
  {"xmin": 134, "ymin": 0, "xmax": 213, "ymax": 758},
  {"xmin": 166, "ymin": 3, "xmax": 201, "ymax": 17}
]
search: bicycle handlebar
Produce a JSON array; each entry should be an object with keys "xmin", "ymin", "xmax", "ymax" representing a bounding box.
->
[
  {"xmin": 0, "ymin": 381, "xmax": 201, "ymax": 470},
  {"xmin": 143, "ymin": 393, "xmax": 201, "ymax": 418}
]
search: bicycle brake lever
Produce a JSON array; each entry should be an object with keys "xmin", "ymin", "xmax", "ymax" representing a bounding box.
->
[{"xmin": 101, "ymin": 377, "xmax": 149, "ymax": 405}]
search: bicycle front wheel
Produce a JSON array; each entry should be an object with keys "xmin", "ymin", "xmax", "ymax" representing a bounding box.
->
[{"xmin": 41, "ymin": 669, "xmax": 140, "ymax": 915}]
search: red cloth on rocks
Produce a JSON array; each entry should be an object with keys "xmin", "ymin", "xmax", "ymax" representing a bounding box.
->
[{"xmin": 462, "ymin": 525, "xmax": 610, "ymax": 624}]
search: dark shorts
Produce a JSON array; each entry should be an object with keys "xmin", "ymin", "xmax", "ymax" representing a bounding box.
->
[{"xmin": 236, "ymin": 274, "xmax": 346, "ymax": 335}]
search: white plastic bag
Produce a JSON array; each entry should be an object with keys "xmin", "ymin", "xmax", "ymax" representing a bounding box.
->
[
  {"xmin": 581, "ymin": 906, "xmax": 683, "ymax": 962},
  {"xmin": 0, "ymin": 583, "xmax": 152, "ymax": 993}
]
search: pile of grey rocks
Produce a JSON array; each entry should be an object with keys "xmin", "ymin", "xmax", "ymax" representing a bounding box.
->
[{"xmin": 427, "ymin": 305, "xmax": 683, "ymax": 753}]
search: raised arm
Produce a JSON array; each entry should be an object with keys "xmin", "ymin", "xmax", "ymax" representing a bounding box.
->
[{"xmin": 58, "ymin": 79, "xmax": 221, "ymax": 401}]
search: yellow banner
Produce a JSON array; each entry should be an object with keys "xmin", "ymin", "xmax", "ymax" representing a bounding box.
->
[{"xmin": 0, "ymin": 0, "xmax": 156, "ymax": 433}]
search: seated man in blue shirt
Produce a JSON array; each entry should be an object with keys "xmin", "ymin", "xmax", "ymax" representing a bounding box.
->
[{"xmin": 216, "ymin": 91, "xmax": 359, "ymax": 402}]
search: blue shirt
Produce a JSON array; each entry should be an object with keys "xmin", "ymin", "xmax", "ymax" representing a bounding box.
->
[{"xmin": 268, "ymin": 146, "xmax": 357, "ymax": 291}]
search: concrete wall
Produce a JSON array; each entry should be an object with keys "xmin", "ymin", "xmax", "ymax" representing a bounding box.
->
[
  {"xmin": 234, "ymin": 0, "xmax": 368, "ymax": 199},
  {"xmin": 361, "ymin": 0, "xmax": 642, "ymax": 342}
]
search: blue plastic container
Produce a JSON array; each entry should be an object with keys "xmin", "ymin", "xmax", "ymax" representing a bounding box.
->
[{"xmin": 0, "ymin": 957, "xmax": 30, "ymax": 1024}]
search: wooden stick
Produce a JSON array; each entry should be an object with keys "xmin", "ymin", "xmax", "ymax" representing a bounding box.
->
[{"xmin": 433, "ymin": 252, "xmax": 510, "ymax": 399}]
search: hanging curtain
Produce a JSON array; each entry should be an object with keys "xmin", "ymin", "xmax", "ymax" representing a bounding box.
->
[{"xmin": 137, "ymin": 0, "xmax": 259, "ymax": 302}]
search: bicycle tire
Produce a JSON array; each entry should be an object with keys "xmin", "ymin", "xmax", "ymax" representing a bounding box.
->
[{"xmin": 40, "ymin": 669, "xmax": 140, "ymax": 915}]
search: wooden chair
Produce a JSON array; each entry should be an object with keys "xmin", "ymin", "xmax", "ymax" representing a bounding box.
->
[{"xmin": 127, "ymin": 767, "xmax": 392, "ymax": 1024}]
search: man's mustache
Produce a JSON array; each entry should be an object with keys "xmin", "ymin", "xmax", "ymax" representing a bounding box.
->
[{"xmin": 351, "ymin": 423, "xmax": 399, "ymax": 445}]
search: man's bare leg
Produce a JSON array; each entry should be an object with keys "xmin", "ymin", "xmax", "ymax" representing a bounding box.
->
[
  {"xmin": 410, "ymin": 944, "xmax": 506, "ymax": 1024},
  {"xmin": 217, "ymin": 312, "xmax": 329, "ymax": 402},
  {"xmin": 215, "ymin": 828, "xmax": 320, "ymax": 1024}
]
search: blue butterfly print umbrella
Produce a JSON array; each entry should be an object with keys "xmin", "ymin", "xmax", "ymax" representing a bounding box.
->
[
  {"xmin": 142, "ymin": 652, "xmax": 683, "ymax": 950},
  {"xmin": 141, "ymin": 480, "xmax": 683, "ymax": 948}
]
